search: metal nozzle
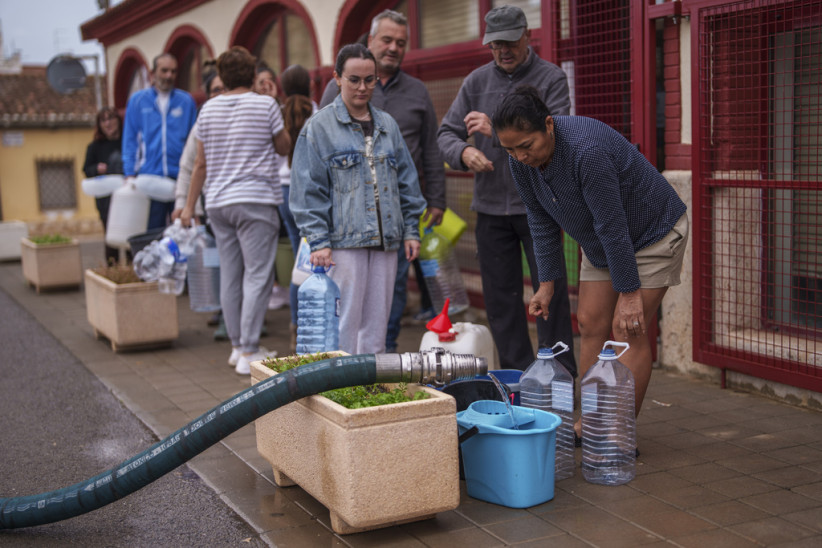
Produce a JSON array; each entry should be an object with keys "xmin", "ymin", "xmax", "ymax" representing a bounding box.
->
[{"xmin": 374, "ymin": 348, "xmax": 488, "ymax": 386}]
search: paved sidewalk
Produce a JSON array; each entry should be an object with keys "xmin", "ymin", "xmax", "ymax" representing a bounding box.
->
[{"xmin": 1, "ymin": 240, "xmax": 821, "ymax": 547}]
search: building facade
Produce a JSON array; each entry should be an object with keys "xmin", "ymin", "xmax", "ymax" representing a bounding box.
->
[{"xmin": 82, "ymin": 0, "xmax": 822, "ymax": 406}]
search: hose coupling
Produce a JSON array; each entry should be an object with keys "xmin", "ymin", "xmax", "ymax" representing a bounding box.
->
[{"xmin": 374, "ymin": 347, "xmax": 488, "ymax": 386}]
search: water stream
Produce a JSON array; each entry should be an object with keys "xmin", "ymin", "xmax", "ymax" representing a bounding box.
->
[{"xmin": 489, "ymin": 374, "xmax": 518, "ymax": 429}]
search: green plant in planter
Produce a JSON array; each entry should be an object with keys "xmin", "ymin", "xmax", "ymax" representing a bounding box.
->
[
  {"xmin": 264, "ymin": 352, "xmax": 429, "ymax": 409},
  {"xmin": 29, "ymin": 234, "xmax": 73, "ymax": 245},
  {"xmin": 92, "ymin": 264, "xmax": 142, "ymax": 284}
]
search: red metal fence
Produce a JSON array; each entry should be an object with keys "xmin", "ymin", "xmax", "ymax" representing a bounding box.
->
[{"xmin": 692, "ymin": 0, "xmax": 822, "ymax": 391}]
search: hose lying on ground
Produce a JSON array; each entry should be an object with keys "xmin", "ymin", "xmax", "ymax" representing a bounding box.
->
[{"xmin": 0, "ymin": 350, "xmax": 486, "ymax": 530}]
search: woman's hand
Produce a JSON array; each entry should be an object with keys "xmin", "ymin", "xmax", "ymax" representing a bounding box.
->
[
  {"xmin": 97, "ymin": 162, "xmax": 107, "ymax": 175},
  {"xmin": 613, "ymin": 290, "xmax": 645, "ymax": 339},
  {"xmin": 310, "ymin": 248, "xmax": 334, "ymax": 268},
  {"xmin": 529, "ymin": 281, "xmax": 555, "ymax": 320},
  {"xmin": 404, "ymin": 239, "xmax": 420, "ymax": 262},
  {"xmin": 179, "ymin": 205, "xmax": 194, "ymax": 228}
]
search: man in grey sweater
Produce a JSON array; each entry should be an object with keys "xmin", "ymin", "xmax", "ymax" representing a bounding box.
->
[
  {"xmin": 437, "ymin": 5, "xmax": 576, "ymax": 374},
  {"xmin": 320, "ymin": 9, "xmax": 446, "ymax": 353}
]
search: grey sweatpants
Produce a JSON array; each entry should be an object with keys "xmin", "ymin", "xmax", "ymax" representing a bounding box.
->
[
  {"xmin": 208, "ymin": 203, "xmax": 280, "ymax": 353},
  {"xmin": 327, "ymin": 248, "xmax": 397, "ymax": 355}
]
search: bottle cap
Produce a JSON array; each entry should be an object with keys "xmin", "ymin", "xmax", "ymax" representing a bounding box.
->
[
  {"xmin": 536, "ymin": 347, "xmax": 553, "ymax": 359},
  {"xmin": 311, "ymin": 264, "xmax": 326, "ymax": 274}
]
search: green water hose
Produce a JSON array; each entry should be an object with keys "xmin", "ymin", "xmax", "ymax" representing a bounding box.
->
[{"xmin": 0, "ymin": 350, "xmax": 486, "ymax": 530}]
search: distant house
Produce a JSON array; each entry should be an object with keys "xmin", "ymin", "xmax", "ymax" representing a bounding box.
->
[{"xmin": 0, "ymin": 64, "xmax": 104, "ymax": 233}]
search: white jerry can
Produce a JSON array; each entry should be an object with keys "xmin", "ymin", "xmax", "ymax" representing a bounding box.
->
[
  {"xmin": 420, "ymin": 322, "xmax": 499, "ymax": 371},
  {"xmin": 105, "ymin": 182, "xmax": 150, "ymax": 248}
]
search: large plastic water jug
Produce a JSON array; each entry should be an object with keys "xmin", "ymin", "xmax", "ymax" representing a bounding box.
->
[
  {"xmin": 520, "ymin": 342, "xmax": 575, "ymax": 481},
  {"xmin": 418, "ymin": 227, "xmax": 469, "ymax": 316},
  {"xmin": 297, "ymin": 265, "xmax": 341, "ymax": 353},
  {"xmin": 419, "ymin": 300, "xmax": 498, "ymax": 370},
  {"xmin": 581, "ymin": 341, "xmax": 636, "ymax": 486},
  {"xmin": 81, "ymin": 175, "xmax": 124, "ymax": 197},
  {"xmin": 187, "ymin": 226, "xmax": 221, "ymax": 312},
  {"xmin": 106, "ymin": 182, "xmax": 150, "ymax": 248},
  {"xmin": 134, "ymin": 174, "xmax": 176, "ymax": 202}
]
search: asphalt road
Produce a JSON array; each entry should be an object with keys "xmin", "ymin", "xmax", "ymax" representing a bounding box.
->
[{"xmin": 0, "ymin": 288, "xmax": 266, "ymax": 547}]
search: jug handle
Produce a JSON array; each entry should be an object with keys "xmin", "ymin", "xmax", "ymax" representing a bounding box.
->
[
  {"xmin": 550, "ymin": 341, "xmax": 570, "ymax": 356},
  {"xmin": 458, "ymin": 426, "xmax": 480, "ymax": 444},
  {"xmin": 603, "ymin": 340, "xmax": 630, "ymax": 359}
]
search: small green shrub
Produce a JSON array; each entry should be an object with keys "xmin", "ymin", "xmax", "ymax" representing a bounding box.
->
[
  {"xmin": 29, "ymin": 234, "xmax": 72, "ymax": 245},
  {"xmin": 92, "ymin": 264, "xmax": 142, "ymax": 284},
  {"xmin": 264, "ymin": 352, "xmax": 429, "ymax": 409}
]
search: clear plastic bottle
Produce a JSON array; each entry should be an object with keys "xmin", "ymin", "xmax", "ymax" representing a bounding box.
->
[
  {"xmin": 186, "ymin": 225, "xmax": 220, "ymax": 312},
  {"xmin": 418, "ymin": 227, "xmax": 469, "ymax": 315},
  {"xmin": 519, "ymin": 342, "xmax": 575, "ymax": 481},
  {"xmin": 580, "ymin": 341, "xmax": 636, "ymax": 485},
  {"xmin": 156, "ymin": 237, "xmax": 187, "ymax": 296},
  {"xmin": 296, "ymin": 265, "xmax": 341, "ymax": 353}
]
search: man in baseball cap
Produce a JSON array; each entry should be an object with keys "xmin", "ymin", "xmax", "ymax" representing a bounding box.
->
[{"xmin": 437, "ymin": 5, "xmax": 577, "ymax": 376}]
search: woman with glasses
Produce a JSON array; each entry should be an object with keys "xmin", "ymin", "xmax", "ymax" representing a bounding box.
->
[
  {"xmin": 290, "ymin": 43, "xmax": 426, "ymax": 355},
  {"xmin": 83, "ymin": 107, "xmax": 124, "ymax": 264}
]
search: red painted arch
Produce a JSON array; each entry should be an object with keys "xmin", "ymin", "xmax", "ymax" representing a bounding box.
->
[
  {"xmin": 229, "ymin": 0, "xmax": 320, "ymax": 70},
  {"xmin": 113, "ymin": 47, "xmax": 148, "ymax": 110},
  {"xmin": 333, "ymin": 0, "xmax": 397, "ymax": 58},
  {"xmin": 163, "ymin": 24, "xmax": 215, "ymax": 61}
]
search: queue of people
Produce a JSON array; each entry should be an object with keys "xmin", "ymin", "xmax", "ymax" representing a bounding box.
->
[{"xmin": 85, "ymin": 3, "xmax": 687, "ymax": 427}]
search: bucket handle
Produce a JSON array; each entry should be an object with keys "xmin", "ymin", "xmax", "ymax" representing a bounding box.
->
[
  {"xmin": 603, "ymin": 340, "xmax": 630, "ymax": 360},
  {"xmin": 458, "ymin": 426, "xmax": 480, "ymax": 444}
]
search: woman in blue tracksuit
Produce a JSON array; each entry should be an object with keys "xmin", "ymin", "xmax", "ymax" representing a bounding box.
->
[{"xmin": 290, "ymin": 44, "xmax": 426, "ymax": 355}]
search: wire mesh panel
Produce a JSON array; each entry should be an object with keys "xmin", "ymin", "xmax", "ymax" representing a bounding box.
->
[
  {"xmin": 36, "ymin": 160, "xmax": 77, "ymax": 211},
  {"xmin": 693, "ymin": 0, "xmax": 822, "ymax": 389}
]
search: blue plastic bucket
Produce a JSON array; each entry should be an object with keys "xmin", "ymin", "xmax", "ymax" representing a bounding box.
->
[
  {"xmin": 477, "ymin": 369, "xmax": 523, "ymax": 406},
  {"xmin": 457, "ymin": 400, "xmax": 560, "ymax": 508}
]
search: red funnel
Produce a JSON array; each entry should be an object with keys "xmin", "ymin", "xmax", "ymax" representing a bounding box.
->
[{"xmin": 426, "ymin": 299, "xmax": 455, "ymax": 341}]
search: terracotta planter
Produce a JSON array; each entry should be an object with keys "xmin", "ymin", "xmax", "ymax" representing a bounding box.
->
[
  {"xmin": 20, "ymin": 238, "xmax": 82, "ymax": 292},
  {"xmin": 0, "ymin": 221, "xmax": 28, "ymax": 261},
  {"xmin": 251, "ymin": 356, "xmax": 460, "ymax": 534},
  {"xmin": 84, "ymin": 269, "xmax": 179, "ymax": 351}
]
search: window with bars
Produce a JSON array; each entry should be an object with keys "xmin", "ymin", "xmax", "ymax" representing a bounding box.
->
[
  {"xmin": 37, "ymin": 160, "xmax": 77, "ymax": 211},
  {"xmin": 694, "ymin": 0, "xmax": 821, "ymax": 380}
]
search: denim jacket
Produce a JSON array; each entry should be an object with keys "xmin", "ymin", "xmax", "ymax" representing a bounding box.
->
[{"xmin": 290, "ymin": 94, "xmax": 426, "ymax": 252}]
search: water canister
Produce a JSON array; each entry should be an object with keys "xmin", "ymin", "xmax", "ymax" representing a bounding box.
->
[
  {"xmin": 133, "ymin": 174, "xmax": 176, "ymax": 202},
  {"xmin": 419, "ymin": 322, "xmax": 499, "ymax": 371},
  {"xmin": 105, "ymin": 181, "xmax": 150, "ymax": 248},
  {"xmin": 81, "ymin": 175, "xmax": 124, "ymax": 197},
  {"xmin": 580, "ymin": 341, "xmax": 636, "ymax": 486},
  {"xmin": 520, "ymin": 342, "xmax": 575, "ymax": 481},
  {"xmin": 418, "ymin": 228, "xmax": 469, "ymax": 316},
  {"xmin": 187, "ymin": 225, "xmax": 221, "ymax": 312},
  {"xmin": 296, "ymin": 265, "xmax": 341, "ymax": 354}
]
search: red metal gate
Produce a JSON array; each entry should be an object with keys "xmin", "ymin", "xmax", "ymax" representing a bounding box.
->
[{"xmin": 691, "ymin": 0, "xmax": 822, "ymax": 391}]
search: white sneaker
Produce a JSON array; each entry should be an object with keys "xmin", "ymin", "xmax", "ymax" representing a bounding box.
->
[
  {"xmin": 228, "ymin": 347, "xmax": 242, "ymax": 366},
  {"xmin": 235, "ymin": 347, "xmax": 278, "ymax": 375},
  {"xmin": 268, "ymin": 285, "xmax": 289, "ymax": 310}
]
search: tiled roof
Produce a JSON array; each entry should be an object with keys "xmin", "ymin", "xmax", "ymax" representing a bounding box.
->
[{"xmin": 0, "ymin": 66, "xmax": 105, "ymax": 128}]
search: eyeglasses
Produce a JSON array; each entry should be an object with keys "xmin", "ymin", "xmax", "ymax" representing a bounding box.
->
[
  {"xmin": 488, "ymin": 40, "xmax": 520, "ymax": 51},
  {"xmin": 210, "ymin": 86, "xmax": 226, "ymax": 95},
  {"xmin": 342, "ymin": 75, "xmax": 377, "ymax": 89}
]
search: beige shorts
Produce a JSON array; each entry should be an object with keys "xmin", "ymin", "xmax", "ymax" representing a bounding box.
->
[{"xmin": 580, "ymin": 214, "xmax": 689, "ymax": 288}]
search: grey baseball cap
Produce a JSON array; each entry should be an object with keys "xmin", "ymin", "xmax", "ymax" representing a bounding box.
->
[{"xmin": 482, "ymin": 5, "xmax": 527, "ymax": 45}]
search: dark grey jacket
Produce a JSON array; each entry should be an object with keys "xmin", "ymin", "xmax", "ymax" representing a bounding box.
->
[
  {"xmin": 320, "ymin": 71, "xmax": 446, "ymax": 210},
  {"xmin": 437, "ymin": 49, "xmax": 570, "ymax": 215}
]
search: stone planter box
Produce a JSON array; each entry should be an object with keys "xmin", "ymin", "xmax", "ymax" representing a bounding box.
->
[
  {"xmin": 250, "ymin": 356, "xmax": 460, "ymax": 534},
  {"xmin": 0, "ymin": 221, "xmax": 28, "ymax": 261},
  {"xmin": 84, "ymin": 269, "xmax": 179, "ymax": 351},
  {"xmin": 20, "ymin": 237, "xmax": 82, "ymax": 292}
]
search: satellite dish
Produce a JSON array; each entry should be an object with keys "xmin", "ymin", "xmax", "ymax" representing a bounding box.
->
[{"xmin": 47, "ymin": 56, "xmax": 87, "ymax": 94}]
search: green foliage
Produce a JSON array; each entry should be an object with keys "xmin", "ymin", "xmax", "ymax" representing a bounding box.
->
[
  {"xmin": 92, "ymin": 264, "xmax": 142, "ymax": 284},
  {"xmin": 29, "ymin": 234, "xmax": 72, "ymax": 245},
  {"xmin": 263, "ymin": 352, "xmax": 429, "ymax": 409}
]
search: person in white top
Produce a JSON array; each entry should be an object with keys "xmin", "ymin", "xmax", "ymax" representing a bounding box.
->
[{"xmin": 181, "ymin": 46, "xmax": 290, "ymax": 375}]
